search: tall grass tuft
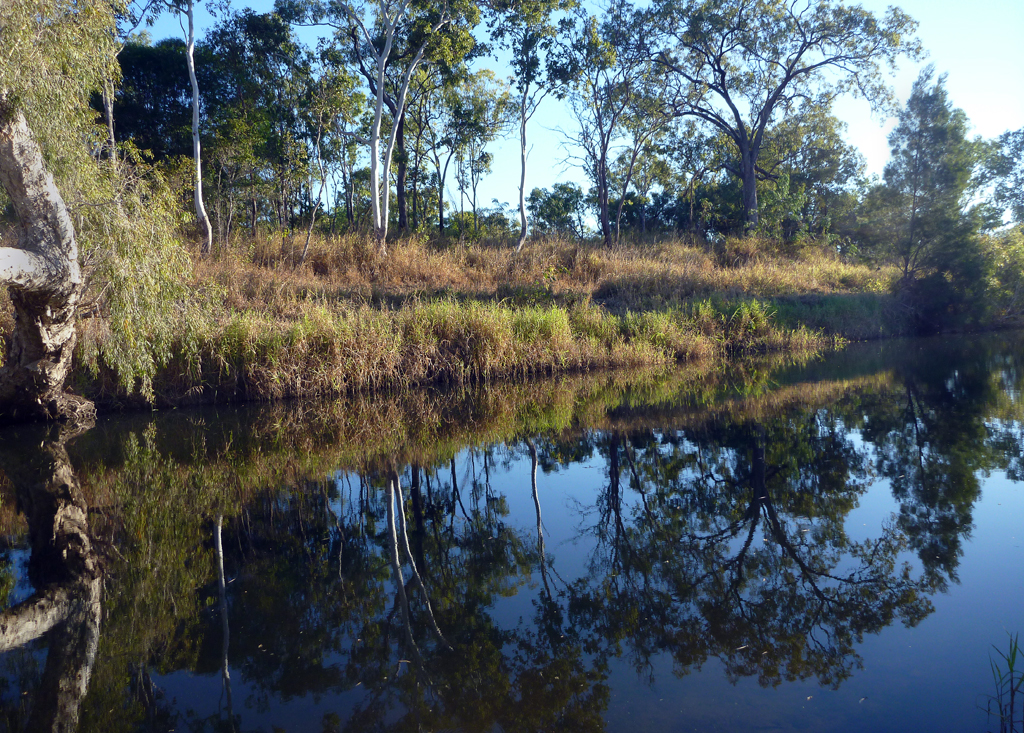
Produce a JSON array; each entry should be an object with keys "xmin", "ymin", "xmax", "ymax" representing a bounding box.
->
[{"xmin": 985, "ymin": 633, "xmax": 1024, "ymax": 733}]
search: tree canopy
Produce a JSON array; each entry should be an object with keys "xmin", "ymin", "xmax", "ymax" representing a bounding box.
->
[{"xmin": 641, "ymin": 0, "xmax": 921, "ymax": 231}]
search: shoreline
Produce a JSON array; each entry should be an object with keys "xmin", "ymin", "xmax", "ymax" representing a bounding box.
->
[{"xmin": 6, "ymin": 233, "xmax": 1013, "ymax": 416}]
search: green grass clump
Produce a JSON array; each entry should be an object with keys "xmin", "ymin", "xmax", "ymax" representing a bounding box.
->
[{"xmin": 77, "ymin": 295, "xmax": 828, "ymax": 407}]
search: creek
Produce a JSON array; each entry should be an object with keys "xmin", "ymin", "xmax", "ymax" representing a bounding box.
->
[{"xmin": 0, "ymin": 332, "xmax": 1022, "ymax": 732}]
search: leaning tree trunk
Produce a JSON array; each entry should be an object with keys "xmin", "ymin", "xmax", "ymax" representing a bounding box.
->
[{"xmin": 0, "ymin": 100, "xmax": 94, "ymax": 423}]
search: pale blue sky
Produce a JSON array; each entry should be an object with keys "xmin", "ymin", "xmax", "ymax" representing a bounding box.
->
[{"xmin": 148, "ymin": 0, "xmax": 1024, "ymax": 215}]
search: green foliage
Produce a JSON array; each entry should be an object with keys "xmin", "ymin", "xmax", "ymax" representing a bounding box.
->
[
  {"xmin": 110, "ymin": 39, "xmax": 195, "ymax": 160},
  {"xmin": 1, "ymin": 0, "xmax": 199, "ymax": 400},
  {"xmin": 446, "ymin": 208, "xmax": 517, "ymax": 242},
  {"xmin": 486, "ymin": 0, "xmax": 577, "ymax": 93},
  {"xmin": 858, "ymin": 68, "xmax": 991, "ymax": 330},
  {"xmin": 527, "ymin": 183, "xmax": 589, "ymax": 240},
  {"xmin": 74, "ymin": 148, "xmax": 201, "ymax": 398},
  {"xmin": 756, "ymin": 173, "xmax": 808, "ymax": 242},
  {"xmin": 757, "ymin": 103, "xmax": 866, "ymax": 240},
  {"xmin": 985, "ymin": 226, "xmax": 1024, "ymax": 319},
  {"xmin": 987, "ymin": 128, "xmax": 1024, "ymax": 225},
  {"xmin": 450, "ymin": 69, "xmax": 514, "ymax": 226},
  {"xmin": 0, "ymin": 0, "xmax": 122, "ymax": 168}
]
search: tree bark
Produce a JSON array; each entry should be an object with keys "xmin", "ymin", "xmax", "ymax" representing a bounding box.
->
[
  {"xmin": 0, "ymin": 100, "xmax": 94, "ymax": 423},
  {"xmin": 598, "ymin": 158, "xmax": 612, "ymax": 247},
  {"xmin": 515, "ymin": 90, "xmax": 529, "ymax": 252},
  {"xmin": 741, "ymin": 143, "xmax": 759, "ymax": 233},
  {"xmin": 396, "ymin": 109, "xmax": 408, "ymax": 233},
  {"xmin": 101, "ymin": 80, "xmax": 117, "ymax": 167}
]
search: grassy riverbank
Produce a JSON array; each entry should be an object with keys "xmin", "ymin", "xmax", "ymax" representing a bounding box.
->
[{"xmin": 6, "ymin": 233, "xmax": 912, "ymax": 407}]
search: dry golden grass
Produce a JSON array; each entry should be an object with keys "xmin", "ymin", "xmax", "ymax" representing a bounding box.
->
[{"xmin": 195, "ymin": 232, "xmax": 897, "ymax": 320}]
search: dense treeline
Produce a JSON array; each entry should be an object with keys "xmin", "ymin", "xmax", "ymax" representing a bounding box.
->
[
  {"xmin": 96, "ymin": 0, "xmax": 1023, "ymax": 312},
  {"xmin": 97, "ymin": 1, "xmax": 1020, "ymax": 241}
]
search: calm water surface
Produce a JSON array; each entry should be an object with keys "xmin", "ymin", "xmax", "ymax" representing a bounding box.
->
[{"xmin": 1, "ymin": 333, "xmax": 1023, "ymax": 732}]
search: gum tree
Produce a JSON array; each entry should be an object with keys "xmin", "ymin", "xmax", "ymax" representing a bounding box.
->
[
  {"xmin": 277, "ymin": 0, "xmax": 480, "ymax": 252},
  {"xmin": 451, "ymin": 69, "xmax": 514, "ymax": 234},
  {"xmin": 557, "ymin": 8, "xmax": 658, "ymax": 246},
  {"xmin": 487, "ymin": 0, "xmax": 575, "ymax": 250},
  {"xmin": 162, "ymin": 0, "xmax": 215, "ymax": 254},
  {"xmin": 644, "ymin": 0, "xmax": 920, "ymax": 232},
  {"xmin": 0, "ymin": 0, "xmax": 119, "ymax": 420}
]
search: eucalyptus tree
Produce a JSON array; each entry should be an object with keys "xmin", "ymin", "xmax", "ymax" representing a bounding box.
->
[
  {"xmin": 653, "ymin": 120, "xmax": 726, "ymax": 235},
  {"xmin": 609, "ymin": 142, "xmax": 671, "ymax": 235},
  {"xmin": 487, "ymin": 0, "xmax": 576, "ymax": 250},
  {"xmin": 451, "ymin": 69, "xmax": 514, "ymax": 235},
  {"xmin": 417, "ymin": 67, "xmax": 488, "ymax": 234},
  {"xmin": 755, "ymin": 103, "xmax": 866, "ymax": 238},
  {"xmin": 276, "ymin": 0, "xmax": 480, "ymax": 252},
  {"xmin": 339, "ymin": 30, "xmax": 419, "ymax": 235},
  {"xmin": 556, "ymin": 7, "xmax": 658, "ymax": 246},
  {"xmin": 328, "ymin": 24, "xmax": 476, "ymax": 236},
  {"xmin": 204, "ymin": 10, "xmax": 317, "ymax": 233},
  {"xmin": 609, "ymin": 89, "xmax": 672, "ymax": 242},
  {"xmin": 643, "ymin": 0, "xmax": 921, "ymax": 233},
  {"xmin": 526, "ymin": 182, "xmax": 588, "ymax": 240},
  {"xmin": 161, "ymin": 0, "xmax": 215, "ymax": 254},
  {"xmin": 300, "ymin": 53, "xmax": 364, "ymax": 263},
  {"xmin": 404, "ymin": 68, "xmax": 442, "ymax": 230}
]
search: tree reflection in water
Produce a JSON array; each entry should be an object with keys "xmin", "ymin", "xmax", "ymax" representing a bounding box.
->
[
  {"xmin": 0, "ymin": 422, "xmax": 102, "ymax": 732},
  {"xmin": 0, "ymin": 334, "xmax": 1019, "ymax": 731},
  {"xmin": 566, "ymin": 419, "xmax": 934, "ymax": 690}
]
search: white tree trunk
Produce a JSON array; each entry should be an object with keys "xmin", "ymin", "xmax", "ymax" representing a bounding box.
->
[
  {"xmin": 185, "ymin": 0, "xmax": 213, "ymax": 255},
  {"xmin": 0, "ymin": 99, "xmax": 93, "ymax": 422},
  {"xmin": 368, "ymin": 56, "xmax": 389, "ymax": 250},
  {"xmin": 351, "ymin": 0, "xmax": 447, "ymax": 254},
  {"xmin": 516, "ymin": 89, "xmax": 530, "ymax": 252}
]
